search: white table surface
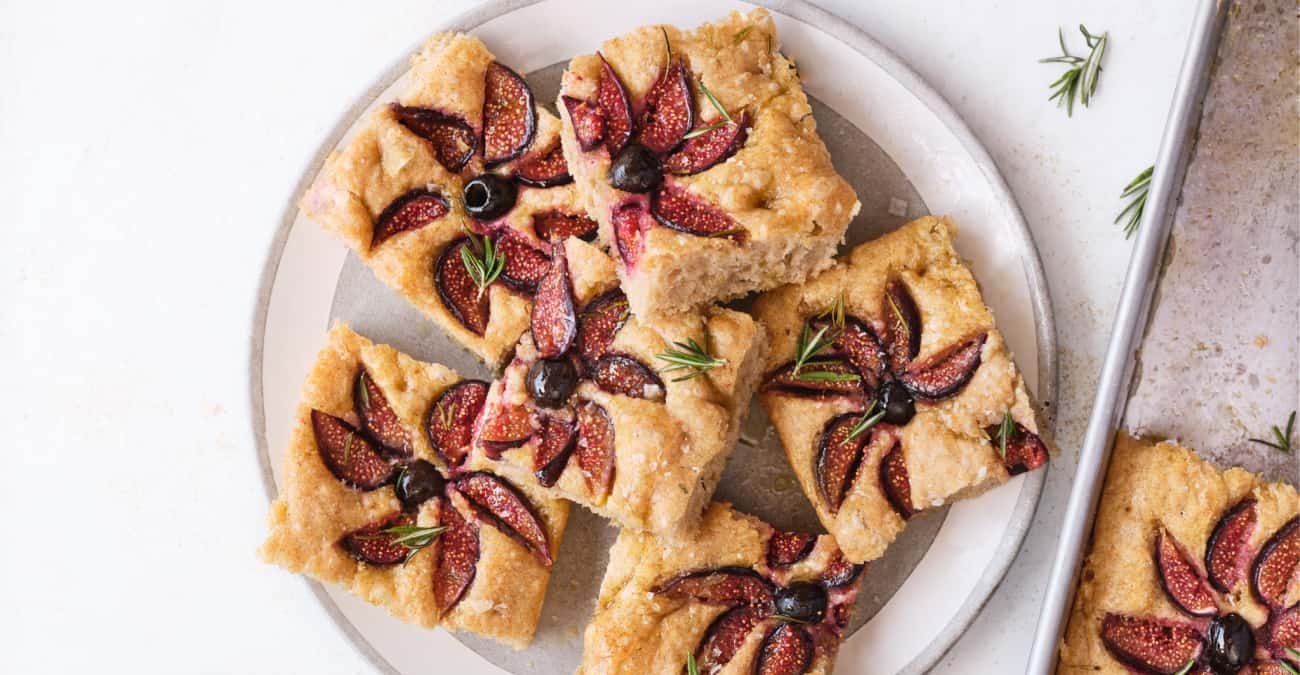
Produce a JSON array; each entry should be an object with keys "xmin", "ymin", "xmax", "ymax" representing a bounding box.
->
[{"xmin": 0, "ymin": 1, "xmax": 1197, "ymax": 672}]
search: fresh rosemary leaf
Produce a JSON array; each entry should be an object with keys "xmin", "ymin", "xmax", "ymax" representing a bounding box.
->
[
  {"xmin": 696, "ymin": 78, "xmax": 734, "ymax": 125},
  {"xmin": 995, "ymin": 410, "xmax": 1015, "ymax": 458},
  {"xmin": 656, "ymin": 336, "xmax": 728, "ymax": 381},
  {"xmin": 817, "ymin": 291, "xmax": 846, "ymax": 329},
  {"xmin": 1250, "ymin": 410, "xmax": 1296, "ymax": 453},
  {"xmin": 1114, "ymin": 165, "xmax": 1153, "ymax": 238},
  {"xmin": 356, "ymin": 371, "xmax": 371, "ymax": 410},
  {"xmin": 686, "ymin": 652, "xmax": 699, "ymax": 675},
  {"xmin": 681, "ymin": 120, "xmax": 728, "ymax": 140},
  {"xmin": 792, "ymin": 322, "xmax": 839, "ymax": 377},
  {"xmin": 842, "ymin": 400, "xmax": 886, "ymax": 445},
  {"xmin": 342, "ymin": 431, "xmax": 354, "ymax": 464},
  {"xmin": 797, "ymin": 370, "xmax": 860, "ymax": 383},
  {"xmin": 459, "ymin": 232, "xmax": 505, "ymax": 299},
  {"xmin": 772, "ymin": 614, "xmax": 812, "ymax": 625},
  {"xmin": 733, "ymin": 25, "xmax": 754, "ymax": 45},
  {"xmin": 1040, "ymin": 25, "xmax": 1108, "ymax": 116},
  {"xmin": 383, "ymin": 524, "xmax": 450, "ymax": 551},
  {"xmin": 1172, "ymin": 661, "xmax": 1195, "ymax": 675}
]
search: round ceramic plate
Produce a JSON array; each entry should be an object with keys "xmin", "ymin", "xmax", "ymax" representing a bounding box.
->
[{"xmin": 251, "ymin": 1, "xmax": 1057, "ymax": 673}]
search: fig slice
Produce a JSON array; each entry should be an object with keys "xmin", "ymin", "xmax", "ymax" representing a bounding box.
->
[
  {"xmin": 899, "ymin": 333, "xmax": 987, "ymax": 401},
  {"xmin": 762, "ymin": 360, "xmax": 866, "ymax": 400},
  {"xmin": 767, "ymin": 531, "xmax": 816, "ymax": 568},
  {"xmin": 311, "ymin": 410, "xmax": 394, "ymax": 490},
  {"xmin": 391, "ymin": 104, "xmax": 476, "ymax": 173},
  {"xmin": 755, "ymin": 623, "xmax": 814, "ymax": 675},
  {"xmin": 481, "ymin": 62, "xmax": 536, "ymax": 167},
  {"xmin": 1100, "ymin": 613, "xmax": 1204, "ymax": 675},
  {"xmin": 372, "ymin": 189, "xmax": 449, "ymax": 249},
  {"xmin": 562, "ymin": 95, "xmax": 605, "ymax": 152},
  {"xmin": 435, "ymin": 238, "xmax": 491, "ymax": 335},
  {"xmin": 493, "ymin": 228, "xmax": 551, "ymax": 293},
  {"xmin": 1269, "ymin": 604, "xmax": 1300, "ymax": 656},
  {"xmin": 879, "ymin": 439, "xmax": 914, "ymax": 519},
  {"xmin": 986, "ymin": 420, "xmax": 1050, "ymax": 476},
  {"xmin": 651, "ymin": 184, "xmax": 745, "ymax": 241},
  {"xmin": 1155, "ymin": 527, "xmax": 1219, "ymax": 616},
  {"xmin": 636, "ymin": 59, "xmax": 694, "ymax": 155},
  {"xmin": 881, "ymin": 281, "xmax": 921, "ymax": 373},
  {"xmin": 664, "ymin": 111, "xmax": 750, "ymax": 175},
  {"xmin": 611, "ymin": 200, "xmax": 651, "ymax": 266},
  {"xmin": 1206, "ymin": 498, "xmax": 1258, "ymax": 593},
  {"xmin": 815, "ymin": 413, "xmax": 870, "ymax": 514},
  {"xmin": 340, "ymin": 512, "xmax": 415, "ymax": 566},
  {"xmin": 1254, "ymin": 662, "xmax": 1299, "ymax": 675},
  {"xmin": 530, "ymin": 242, "xmax": 577, "ymax": 358},
  {"xmin": 574, "ymin": 401, "xmax": 616, "ymax": 497},
  {"xmin": 425, "ymin": 380, "xmax": 489, "ymax": 470},
  {"xmin": 831, "ymin": 318, "xmax": 888, "ymax": 400},
  {"xmin": 514, "ymin": 142, "xmax": 572, "ymax": 188},
  {"xmin": 592, "ymin": 353, "xmax": 665, "ymax": 400},
  {"xmin": 1253, "ymin": 516, "xmax": 1300, "ymax": 609},
  {"xmin": 432, "ymin": 496, "xmax": 479, "ymax": 616},
  {"xmin": 533, "ymin": 210, "xmax": 598, "ymax": 243},
  {"xmin": 476, "ymin": 398, "xmax": 535, "ymax": 457},
  {"xmin": 654, "ymin": 567, "xmax": 775, "ymax": 610},
  {"xmin": 532, "ymin": 415, "xmax": 577, "ymax": 488},
  {"xmin": 576, "ymin": 290, "xmax": 630, "ymax": 365},
  {"xmin": 693, "ymin": 607, "xmax": 767, "ymax": 675},
  {"xmin": 821, "ymin": 551, "xmax": 865, "ymax": 588},
  {"xmin": 355, "ymin": 369, "xmax": 411, "ymax": 459},
  {"xmin": 454, "ymin": 472, "xmax": 552, "ymax": 566},
  {"xmin": 595, "ymin": 54, "xmax": 633, "ymax": 155}
]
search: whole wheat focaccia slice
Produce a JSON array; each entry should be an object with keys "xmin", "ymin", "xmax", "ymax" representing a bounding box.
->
[
  {"xmin": 300, "ymin": 32, "xmax": 598, "ymax": 368},
  {"xmin": 460, "ymin": 237, "xmax": 766, "ymax": 534},
  {"xmin": 578, "ymin": 502, "xmax": 865, "ymax": 675},
  {"xmin": 755, "ymin": 216, "xmax": 1053, "ymax": 563},
  {"xmin": 1059, "ymin": 434, "xmax": 1299, "ymax": 675},
  {"xmin": 260, "ymin": 324, "xmax": 569, "ymax": 649},
  {"xmin": 557, "ymin": 8, "xmax": 859, "ymax": 321}
]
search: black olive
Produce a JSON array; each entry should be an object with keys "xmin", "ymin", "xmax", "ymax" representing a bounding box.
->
[
  {"xmin": 773, "ymin": 582, "xmax": 828, "ymax": 623},
  {"xmin": 880, "ymin": 380, "xmax": 916, "ymax": 426},
  {"xmin": 1205, "ymin": 613, "xmax": 1255, "ymax": 674},
  {"xmin": 394, "ymin": 459, "xmax": 445, "ymax": 511},
  {"xmin": 463, "ymin": 174, "xmax": 517, "ymax": 220},
  {"xmin": 527, "ymin": 358, "xmax": 578, "ymax": 408},
  {"xmin": 607, "ymin": 144, "xmax": 662, "ymax": 193}
]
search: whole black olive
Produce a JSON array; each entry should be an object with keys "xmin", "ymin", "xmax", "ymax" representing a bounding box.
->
[
  {"xmin": 394, "ymin": 459, "xmax": 445, "ymax": 510},
  {"xmin": 880, "ymin": 380, "xmax": 916, "ymax": 426},
  {"xmin": 527, "ymin": 358, "xmax": 578, "ymax": 408},
  {"xmin": 608, "ymin": 144, "xmax": 662, "ymax": 194},
  {"xmin": 1205, "ymin": 613, "xmax": 1255, "ymax": 675},
  {"xmin": 463, "ymin": 174, "xmax": 517, "ymax": 220},
  {"xmin": 773, "ymin": 582, "xmax": 828, "ymax": 623}
]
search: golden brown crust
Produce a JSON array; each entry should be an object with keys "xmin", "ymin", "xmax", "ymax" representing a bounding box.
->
[
  {"xmin": 1058, "ymin": 434, "xmax": 1300, "ymax": 674},
  {"xmin": 558, "ymin": 9, "xmax": 860, "ymax": 320},
  {"xmin": 259, "ymin": 324, "xmax": 569, "ymax": 648},
  {"xmin": 755, "ymin": 216, "xmax": 1053, "ymax": 563}
]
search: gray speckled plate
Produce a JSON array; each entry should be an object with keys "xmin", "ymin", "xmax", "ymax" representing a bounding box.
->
[{"xmin": 250, "ymin": 1, "xmax": 1057, "ymax": 673}]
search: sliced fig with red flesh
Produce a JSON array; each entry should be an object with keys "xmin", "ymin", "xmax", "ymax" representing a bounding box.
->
[
  {"xmin": 654, "ymin": 567, "xmax": 775, "ymax": 610},
  {"xmin": 576, "ymin": 290, "xmax": 630, "ymax": 365},
  {"xmin": 1100, "ymin": 613, "xmax": 1204, "ymax": 675},
  {"xmin": 595, "ymin": 54, "xmax": 633, "ymax": 155},
  {"xmin": 532, "ymin": 415, "xmax": 577, "ymax": 487},
  {"xmin": 611, "ymin": 199, "xmax": 650, "ymax": 266},
  {"xmin": 481, "ymin": 62, "xmax": 536, "ymax": 167},
  {"xmin": 899, "ymin": 333, "xmax": 987, "ymax": 401},
  {"xmin": 311, "ymin": 410, "xmax": 393, "ymax": 490},
  {"xmin": 355, "ymin": 369, "xmax": 411, "ymax": 459},
  {"xmin": 636, "ymin": 59, "xmax": 693, "ymax": 155},
  {"xmin": 341, "ymin": 512, "xmax": 415, "ymax": 566},
  {"xmin": 454, "ymin": 472, "xmax": 552, "ymax": 566},
  {"xmin": 879, "ymin": 439, "xmax": 914, "ymax": 519},
  {"xmin": 693, "ymin": 607, "xmax": 767, "ymax": 675},
  {"xmin": 1206, "ymin": 498, "xmax": 1258, "ymax": 593},
  {"xmin": 514, "ymin": 142, "xmax": 572, "ymax": 188},
  {"xmin": 767, "ymin": 531, "xmax": 816, "ymax": 568},
  {"xmin": 986, "ymin": 420, "xmax": 1049, "ymax": 476},
  {"xmin": 432, "ymin": 496, "xmax": 479, "ymax": 615},
  {"xmin": 530, "ymin": 242, "xmax": 578, "ymax": 359},
  {"xmin": 815, "ymin": 413, "xmax": 870, "ymax": 514},
  {"xmin": 1253, "ymin": 516, "xmax": 1300, "ymax": 609},
  {"xmin": 831, "ymin": 318, "xmax": 888, "ymax": 399},
  {"xmin": 372, "ymin": 189, "xmax": 449, "ymax": 249},
  {"xmin": 426, "ymin": 380, "xmax": 488, "ymax": 469},
  {"xmin": 476, "ymin": 398, "xmax": 535, "ymax": 457},
  {"xmin": 881, "ymin": 281, "xmax": 921, "ymax": 373},
  {"xmin": 435, "ymin": 238, "xmax": 491, "ymax": 335},
  {"xmin": 391, "ymin": 104, "xmax": 476, "ymax": 173},
  {"xmin": 592, "ymin": 353, "xmax": 664, "ymax": 400},
  {"xmin": 493, "ymin": 228, "xmax": 551, "ymax": 293},
  {"xmin": 1155, "ymin": 527, "xmax": 1219, "ymax": 616},
  {"xmin": 562, "ymin": 95, "xmax": 605, "ymax": 152},
  {"xmin": 755, "ymin": 623, "xmax": 814, "ymax": 675},
  {"xmin": 763, "ymin": 360, "xmax": 866, "ymax": 400},
  {"xmin": 1253, "ymin": 662, "xmax": 1299, "ymax": 675},
  {"xmin": 664, "ymin": 111, "xmax": 750, "ymax": 175},
  {"xmin": 1269, "ymin": 604, "xmax": 1300, "ymax": 655},
  {"xmin": 651, "ymin": 184, "xmax": 745, "ymax": 241},
  {"xmin": 574, "ymin": 401, "xmax": 616, "ymax": 497},
  {"xmin": 821, "ymin": 551, "xmax": 865, "ymax": 588},
  {"xmin": 533, "ymin": 210, "xmax": 598, "ymax": 243}
]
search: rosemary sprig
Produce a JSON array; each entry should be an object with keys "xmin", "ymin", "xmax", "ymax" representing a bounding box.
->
[
  {"xmin": 733, "ymin": 25, "xmax": 754, "ymax": 45},
  {"xmin": 772, "ymin": 614, "xmax": 812, "ymax": 625},
  {"xmin": 1040, "ymin": 25, "xmax": 1108, "ymax": 116},
  {"xmin": 1249, "ymin": 410, "xmax": 1296, "ymax": 453},
  {"xmin": 356, "ymin": 371, "xmax": 371, "ymax": 410},
  {"xmin": 437, "ymin": 401, "xmax": 457, "ymax": 431},
  {"xmin": 383, "ymin": 524, "xmax": 450, "ymax": 551},
  {"xmin": 842, "ymin": 400, "xmax": 886, "ymax": 446},
  {"xmin": 1172, "ymin": 661, "xmax": 1195, "ymax": 675},
  {"xmin": 797, "ymin": 370, "xmax": 860, "ymax": 383},
  {"xmin": 818, "ymin": 291, "xmax": 846, "ymax": 330},
  {"xmin": 994, "ymin": 410, "xmax": 1015, "ymax": 458},
  {"xmin": 459, "ymin": 232, "xmax": 504, "ymax": 299},
  {"xmin": 791, "ymin": 321, "xmax": 839, "ymax": 378},
  {"xmin": 682, "ymin": 78, "xmax": 736, "ymax": 140},
  {"xmin": 686, "ymin": 652, "xmax": 700, "ymax": 675},
  {"xmin": 342, "ymin": 431, "xmax": 355, "ymax": 465},
  {"xmin": 1284, "ymin": 653, "xmax": 1300, "ymax": 675},
  {"xmin": 656, "ymin": 336, "xmax": 727, "ymax": 381},
  {"xmin": 1115, "ymin": 166, "xmax": 1153, "ymax": 238}
]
